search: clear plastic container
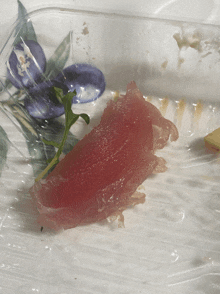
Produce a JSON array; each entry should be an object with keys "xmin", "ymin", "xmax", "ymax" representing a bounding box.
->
[{"xmin": 0, "ymin": 6, "xmax": 220, "ymax": 294}]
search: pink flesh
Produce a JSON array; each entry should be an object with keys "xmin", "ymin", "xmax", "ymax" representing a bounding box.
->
[{"xmin": 30, "ymin": 81, "xmax": 179, "ymax": 230}]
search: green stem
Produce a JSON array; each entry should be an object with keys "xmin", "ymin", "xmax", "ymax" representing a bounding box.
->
[
  {"xmin": 33, "ymin": 87, "xmax": 89, "ymax": 183},
  {"xmin": 35, "ymin": 124, "xmax": 70, "ymax": 182},
  {"xmin": 35, "ymin": 155, "xmax": 58, "ymax": 182}
]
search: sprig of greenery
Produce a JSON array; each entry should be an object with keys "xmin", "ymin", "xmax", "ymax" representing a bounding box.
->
[{"xmin": 35, "ymin": 87, "xmax": 90, "ymax": 182}]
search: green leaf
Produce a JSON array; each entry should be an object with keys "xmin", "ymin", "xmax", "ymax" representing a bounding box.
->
[
  {"xmin": 80, "ymin": 113, "xmax": 90, "ymax": 125},
  {"xmin": 3, "ymin": 102, "xmax": 56, "ymax": 177},
  {"xmin": 45, "ymin": 32, "xmax": 71, "ymax": 79},
  {"xmin": 0, "ymin": 126, "xmax": 9, "ymax": 177},
  {"xmin": 14, "ymin": 0, "xmax": 37, "ymax": 46},
  {"xmin": 4, "ymin": 79, "xmax": 13, "ymax": 91}
]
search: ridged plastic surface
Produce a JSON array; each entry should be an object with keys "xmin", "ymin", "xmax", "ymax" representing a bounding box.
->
[{"xmin": 0, "ymin": 6, "xmax": 220, "ymax": 294}]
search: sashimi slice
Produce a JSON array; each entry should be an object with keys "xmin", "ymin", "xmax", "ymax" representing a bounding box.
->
[{"xmin": 30, "ymin": 81, "xmax": 179, "ymax": 230}]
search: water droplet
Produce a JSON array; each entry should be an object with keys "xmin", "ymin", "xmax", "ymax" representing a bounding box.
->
[{"xmin": 171, "ymin": 250, "xmax": 179, "ymax": 263}]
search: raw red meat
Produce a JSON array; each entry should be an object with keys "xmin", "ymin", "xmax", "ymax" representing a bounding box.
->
[{"xmin": 30, "ymin": 81, "xmax": 179, "ymax": 230}]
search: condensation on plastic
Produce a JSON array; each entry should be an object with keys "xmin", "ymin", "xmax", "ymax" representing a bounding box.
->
[{"xmin": 0, "ymin": 6, "xmax": 220, "ymax": 294}]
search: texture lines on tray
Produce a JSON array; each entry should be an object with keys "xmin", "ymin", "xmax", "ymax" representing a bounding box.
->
[{"xmin": 0, "ymin": 95, "xmax": 220, "ymax": 294}]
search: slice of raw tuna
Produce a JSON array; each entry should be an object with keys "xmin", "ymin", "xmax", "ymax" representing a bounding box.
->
[{"xmin": 30, "ymin": 81, "xmax": 179, "ymax": 230}]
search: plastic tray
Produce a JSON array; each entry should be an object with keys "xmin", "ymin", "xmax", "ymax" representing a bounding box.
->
[{"xmin": 0, "ymin": 6, "xmax": 220, "ymax": 294}]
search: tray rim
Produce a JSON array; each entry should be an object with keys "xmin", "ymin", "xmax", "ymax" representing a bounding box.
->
[{"xmin": 2, "ymin": 4, "xmax": 220, "ymax": 57}]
